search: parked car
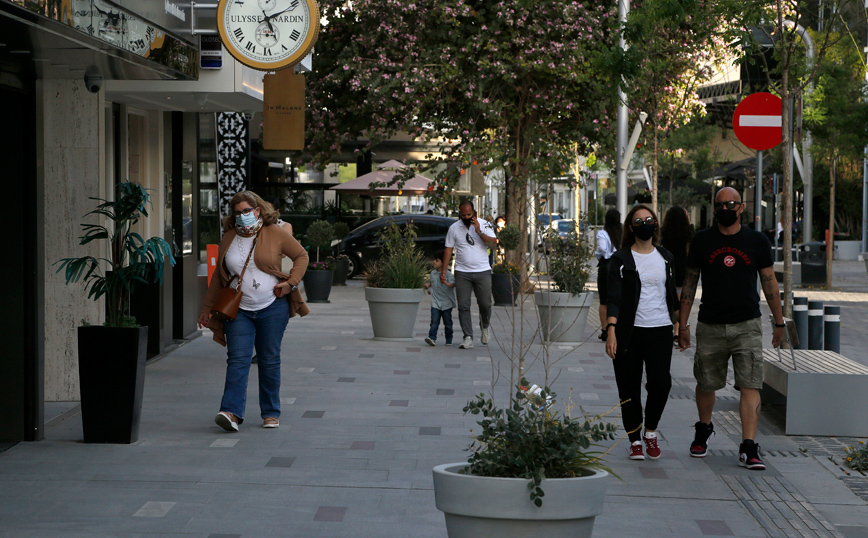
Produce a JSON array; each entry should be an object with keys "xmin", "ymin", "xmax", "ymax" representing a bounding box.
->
[
  {"xmin": 552, "ymin": 219, "xmax": 576, "ymax": 242},
  {"xmin": 339, "ymin": 215, "xmax": 457, "ymax": 278}
]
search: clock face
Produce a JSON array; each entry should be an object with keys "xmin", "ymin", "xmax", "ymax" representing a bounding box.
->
[{"xmin": 217, "ymin": 0, "xmax": 319, "ymax": 71}]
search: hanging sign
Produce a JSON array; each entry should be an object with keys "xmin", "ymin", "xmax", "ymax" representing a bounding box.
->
[{"xmin": 263, "ymin": 70, "xmax": 305, "ymax": 151}]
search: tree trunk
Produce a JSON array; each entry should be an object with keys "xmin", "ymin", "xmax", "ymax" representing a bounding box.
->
[
  {"xmin": 826, "ymin": 155, "xmax": 835, "ymax": 289},
  {"xmin": 652, "ymin": 128, "xmax": 659, "ymax": 215},
  {"xmin": 781, "ymin": 70, "xmax": 793, "ymax": 318}
]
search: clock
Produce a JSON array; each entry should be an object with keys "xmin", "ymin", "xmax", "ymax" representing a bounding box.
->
[{"xmin": 216, "ymin": 0, "xmax": 320, "ymax": 71}]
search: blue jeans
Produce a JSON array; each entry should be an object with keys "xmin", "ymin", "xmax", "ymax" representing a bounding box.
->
[
  {"xmin": 221, "ymin": 299, "xmax": 290, "ymax": 421},
  {"xmin": 429, "ymin": 307, "xmax": 454, "ymax": 343}
]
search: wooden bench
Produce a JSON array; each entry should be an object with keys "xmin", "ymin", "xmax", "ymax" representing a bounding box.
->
[{"xmin": 762, "ymin": 348, "xmax": 868, "ymax": 437}]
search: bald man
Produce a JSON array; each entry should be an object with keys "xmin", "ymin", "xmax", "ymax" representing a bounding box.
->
[{"xmin": 677, "ymin": 187, "xmax": 785, "ymax": 471}]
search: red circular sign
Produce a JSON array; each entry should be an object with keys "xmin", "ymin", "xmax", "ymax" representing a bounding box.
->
[
  {"xmin": 732, "ymin": 92, "xmax": 782, "ymax": 151},
  {"xmin": 724, "ymin": 255, "xmax": 736, "ymax": 267}
]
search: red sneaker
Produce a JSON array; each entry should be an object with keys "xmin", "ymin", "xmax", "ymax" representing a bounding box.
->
[
  {"xmin": 643, "ymin": 432, "xmax": 661, "ymax": 460},
  {"xmin": 629, "ymin": 441, "xmax": 645, "ymax": 460}
]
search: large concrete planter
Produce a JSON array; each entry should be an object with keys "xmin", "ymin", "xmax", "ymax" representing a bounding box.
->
[
  {"xmin": 863, "ymin": 253, "xmax": 868, "ymax": 276},
  {"xmin": 433, "ymin": 462, "xmax": 609, "ymax": 538},
  {"xmin": 364, "ymin": 287, "xmax": 424, "ymax": 341},
  {"xmin": 535, "ymin": 291, "xmax": 594, "ymax": 343},
  {"xmin": 302, "ymin": 270, "xmax": 334, "ymax": 303}
]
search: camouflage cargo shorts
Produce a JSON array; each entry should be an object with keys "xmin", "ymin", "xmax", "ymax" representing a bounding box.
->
[{"xmin": 693, "ymin": 317, "xmax": 764, "ymax": 392}]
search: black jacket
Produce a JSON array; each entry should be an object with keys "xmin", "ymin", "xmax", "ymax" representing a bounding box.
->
[{"xmin": 606, "ymin": 245, "xmax": 679, "ymax": 354}]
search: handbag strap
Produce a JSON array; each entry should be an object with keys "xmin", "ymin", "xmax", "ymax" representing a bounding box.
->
[{"xmin": 234, "ymin": 232, "xmax": 259, "ymax": 289}]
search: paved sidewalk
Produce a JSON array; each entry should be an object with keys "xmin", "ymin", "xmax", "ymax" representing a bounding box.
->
[{"xmin": 0, "ymin": 266, "xmax": 866, "ymax": 537}]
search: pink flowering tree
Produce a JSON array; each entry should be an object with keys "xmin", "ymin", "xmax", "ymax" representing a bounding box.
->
[{"xmin": 304, "ymin": 0, "xmax": 620, "ymax": 264}]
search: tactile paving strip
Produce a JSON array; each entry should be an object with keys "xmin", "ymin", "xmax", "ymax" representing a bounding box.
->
[{"xmin": 720, "ymin": 475, "xmax": 847, "ymax": 538}]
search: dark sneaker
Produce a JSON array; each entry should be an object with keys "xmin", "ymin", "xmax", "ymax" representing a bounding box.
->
[
  {"xmin": 739, "ymin": 440, "xmax": 766, "ymax": 470},
  {"xmin": 643, "ymin": 432, "xmax": 661, "ymax": 460},
  {"xmin": 629, "ymin": 441, "xmax": 645, "ymax": 460},
  {"xmin": 690, "ymin": 421, "xmax": 714, "ymax": 457}
]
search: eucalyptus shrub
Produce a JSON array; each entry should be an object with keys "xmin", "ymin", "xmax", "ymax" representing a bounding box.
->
[
  {"xmin": 548, "ymin": 229, "xmax": 592, "ymax": 296},
  {"xmin": 464, "ymin": 379, "xmax": 618, "ymax": 506},
  {"xmin": 363, "ymin": 220, "xmax": 428, "ymax": 289}
]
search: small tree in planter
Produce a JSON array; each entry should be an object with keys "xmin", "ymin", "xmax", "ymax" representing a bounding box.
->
[
  {"xmin": 302, "ymin": 220, "xmax": 336, "ymax": 303},
  {"xmin": 362, "ymin": 220, "xmax": 429, "ymax": 340},
  {"xmin": 491, "ymin": 224, "xmax": 522, "ymax": 307},
  {"xmin": 55, "ymin": 181, "xmax": 175, "ymax": 443}
]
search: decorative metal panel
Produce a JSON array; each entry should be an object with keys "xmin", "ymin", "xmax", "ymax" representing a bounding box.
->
[{"xmin": 216, "ymin": 112, "xmax": 249, "ymax": 231}]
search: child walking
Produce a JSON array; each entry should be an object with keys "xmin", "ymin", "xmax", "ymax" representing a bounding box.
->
[{"xmin": 424, "ymin": 251, "xmax": 456, "ymax": 346}]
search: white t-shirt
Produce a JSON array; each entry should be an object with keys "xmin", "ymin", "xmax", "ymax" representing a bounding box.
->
[
  {"xmin": 445, "ymin": 218, "xmax": 495, "ymax": 272},
  {"xmin": 595, "ymin": 229, "xmax": 615, "ymax": 260},
  {"xmin": 632, "ymin": 249, "xmax": 671, "ymax": 328},
  {"xmin": 224, "ymin": 235, "xmax": 280, "ymax": 312}
]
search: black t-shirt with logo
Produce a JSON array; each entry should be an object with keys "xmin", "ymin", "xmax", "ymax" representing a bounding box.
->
[{"xmin": 686, "ymin": 225, "xmax": 773, "ymax": 324}]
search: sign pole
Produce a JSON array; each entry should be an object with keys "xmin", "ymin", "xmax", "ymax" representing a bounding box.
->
[{"xmin": 755, "ymin": 150, "xmax": 763, "ymax": 232}]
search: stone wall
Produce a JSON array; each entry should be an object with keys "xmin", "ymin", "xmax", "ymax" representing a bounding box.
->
[{"xmin": 41, "ymin": 79, "xmax": 104, "ymax": 401}]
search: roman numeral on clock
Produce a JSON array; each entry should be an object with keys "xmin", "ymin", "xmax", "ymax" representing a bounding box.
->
[
  {"xmin": 290, "ymin": 29, "xmax": 300, "ymax": 41},
  {"xmin": 233, "ymin": 27, "xmax": 244, "ymax": 40},
  {"xmin": 245, "ymin": 41, "xmax": 255, "ymax": 52},
  {"xmin": 263, "ymin": 48, "xmax": 272, "ymax": 56},
  {"xmin": 290, "ymin": 0, "xmax": 299, "ymax": 7}
]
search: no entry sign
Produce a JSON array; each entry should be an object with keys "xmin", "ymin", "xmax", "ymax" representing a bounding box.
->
[{"xmin": 732, "ymin": 92, "xmax": 783, "ymax": 151}]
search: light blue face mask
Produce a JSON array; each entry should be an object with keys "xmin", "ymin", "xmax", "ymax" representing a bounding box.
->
[{"xmin": 236, "ymin": 210, "xmax": 258, "ymax": 227}]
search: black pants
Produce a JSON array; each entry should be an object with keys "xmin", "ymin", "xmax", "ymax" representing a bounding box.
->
[{"xmin": 612, "ymin": 325, "xmax": 673, "ymax": 442}]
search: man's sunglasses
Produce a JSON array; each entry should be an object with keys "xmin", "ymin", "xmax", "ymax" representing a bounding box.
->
[
  {"xmin": 465, "ymin": 233, "xmax": 475, "ymax": 245},
  {"xmin": 714, "ymin": 201, "xmax": 742, "ymax": 210},
  {"xmin": 632, "ymin": 217, "xmax": 657, "ymax": 227}
]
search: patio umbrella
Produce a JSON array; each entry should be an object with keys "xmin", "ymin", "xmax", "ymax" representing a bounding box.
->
[{"xmin": 330, "ymin": 160, "xmax": 433, "ymax": 196}]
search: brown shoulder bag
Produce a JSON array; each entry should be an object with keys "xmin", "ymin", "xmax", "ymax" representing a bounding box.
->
[{"xmin": 211, "ymin": 233, "xmax": 258, "ymax": 321}]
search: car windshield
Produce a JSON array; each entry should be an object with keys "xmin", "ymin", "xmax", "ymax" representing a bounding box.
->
[
  {"xmin": 557, "ymin": 221, "xmax": 575, "ymax": 232},
  {"xmin": 539, "ymin": 214, "xmax": 562, "ymax": 225}
]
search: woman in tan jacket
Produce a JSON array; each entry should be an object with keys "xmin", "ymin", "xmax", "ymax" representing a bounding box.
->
[{"xmin": 198, "ymin": 191, "xmax": 309, "ymax": 431}]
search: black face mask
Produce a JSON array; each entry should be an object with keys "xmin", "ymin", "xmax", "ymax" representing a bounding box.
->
[
  {"xmin": 716, "ymin": 208, "xmax": 739, "ymax": 227},
  {"xmin": 633, "ymin": 223, "xmax": 656, "ymax": 241},
  {"xmin": 461, "ymin": 217, "xmax": 473, "ymax": 227}
]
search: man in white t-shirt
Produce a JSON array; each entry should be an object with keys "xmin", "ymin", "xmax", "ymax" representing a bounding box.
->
[{"xmin": 442, "ymin": 200, "xmax": 498, "ymax": 349}]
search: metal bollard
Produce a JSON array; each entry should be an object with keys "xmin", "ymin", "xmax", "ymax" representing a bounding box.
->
[
  {"xmin": 824, "ymin": 305, "xmax": 841, "ymax": 353},
  {"xmin": 808, "ymin": 300, "xmax": 824, "ymax": 350},
  {"xmin": 793, "ymin": 297, "xmax": 808, "ymax": 350}
]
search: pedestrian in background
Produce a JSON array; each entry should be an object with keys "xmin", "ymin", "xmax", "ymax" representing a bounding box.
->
[
  {"xmin": 424, "ymin": 250, "xmax": 456, "ymax": 346},
  {"xmin": 595, "ymin": 208, "xmax": 622, "ymax": 341},
  {"xmin": 660, "ymin": 205, "xmax": 692, "ymax": 342},
  {"xmin": 199, "ymin": 191, "xmax": 309, "ymax": 432},
  {"xmin": 606, "ymin": 204, "xmax": 679, "ymax": 460},
  {"xmin": 442, "ymin": 200, "xmax": 497, "ymax": 349},
  {"xmin": 678, "ymin": 187, "xmax": 785, "ymax": 471},
  {"xmin": 263, "ymin": 195, "xmax": 293, "ymax": 235}
]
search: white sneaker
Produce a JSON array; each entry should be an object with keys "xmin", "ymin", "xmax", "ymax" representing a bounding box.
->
[
  {"xmin": 480, "ymin": 322, "xmax": 489, "ymax": 345},
  {"xmin": 459, "ymin": 337, "xmax": 474, "ymax": 349},
  {"xmin": 424, "ymin": 337, "xmax": 436, "ymax": 346}
]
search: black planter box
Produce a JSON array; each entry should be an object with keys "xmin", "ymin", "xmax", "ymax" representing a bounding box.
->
[
  {"xmin": 77, "ymin": 326, "xmax": 147, "ymax": 443},
  {"xmin": 303, "ymin": 270, "xmax": 334, "ymax": 303},
  {"xmin": 492, "ymin": 273, "xmax": 520, "ymax": 306},
  {"xmin": 332, "ymin": 258, "xmax": 350, "ymax": 286}
]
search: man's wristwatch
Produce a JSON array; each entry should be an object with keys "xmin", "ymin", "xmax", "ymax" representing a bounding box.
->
[{"xmin": 774, "ymin": 322, "xmax": 786, "ymax": 328}]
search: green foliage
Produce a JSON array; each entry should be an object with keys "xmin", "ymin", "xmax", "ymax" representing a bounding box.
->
[
  {"xmin": 55, "ymin": 182, "xmax": 176, "ymax": 328},
  {"xmin": 547, "ymin": 230, "xmax": 592, "ymax": 296},
  {"xmin": 492, "ymin": 262, "xmax": 520, "ymax": 275},
  {"xmin": 363, "ymin": 221, "xmax": 428, "ymax": 289},
  {"xmin": 496, "ymin": 224, "xmax": 521, "ymax": 252},
  {"xmin": 845, "ymin": 441, "xmax": 868, "ymax": 472},
  {"xmin": 463, "ymin": 379, "xmax": 618, "ymax": 507},
  {"xmin": 332, "ymin": 221, "xmax": 351, "ymax": 240},
  {"xmin": 306, "ymin": 220, "xmax": 335, "ymax": 262}
]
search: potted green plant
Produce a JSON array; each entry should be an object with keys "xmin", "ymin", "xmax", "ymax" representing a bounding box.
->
[
  {"xmin": 363, "ymin": 220, "xmax": 428, "ymax": 340},
  {"xmin": 331, "ymin": 222, "xmax": 352, "ymax": 285},
  {"xmin": 433, "ymin": 379, "xmax": 618, "ymax": 538},
  {"xmin": 55, "ymin": 181, "xmax": 175, "ymax": 444},
  {"xmin": 491, "ymin": 224, "xmax": 522, "ymax": 306},
  {"xmin": 535, "ymin": 228, "xmax": 594, "ymax": 343},
  {"xmin": 302, "ymin": 219, "xmax": 335, "ymax": 303}
]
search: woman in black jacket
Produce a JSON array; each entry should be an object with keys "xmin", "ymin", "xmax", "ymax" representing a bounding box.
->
[{"xmin": 606, "ymin": 204, "xmax": 679, "ymax": 461}]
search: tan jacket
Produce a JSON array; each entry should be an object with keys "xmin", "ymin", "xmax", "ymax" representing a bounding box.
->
[{"xmin": 202, "ymin": 223, "xmax": 310, "ymax": 346}]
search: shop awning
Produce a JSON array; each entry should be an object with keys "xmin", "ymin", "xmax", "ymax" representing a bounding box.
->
[{"xmin": 330, "ymin": 160, "xmax": 433, "ymax": 196}]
